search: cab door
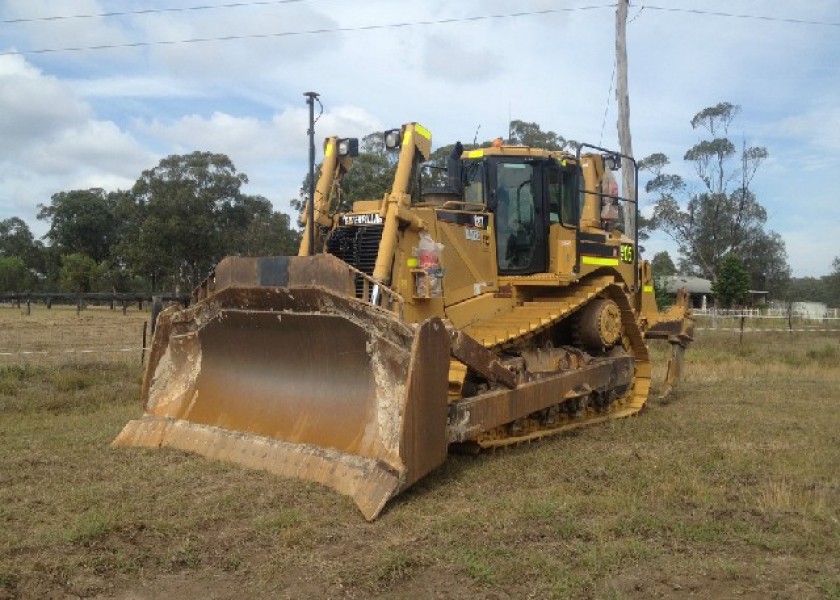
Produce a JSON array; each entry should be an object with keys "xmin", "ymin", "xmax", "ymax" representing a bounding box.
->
[
  {"xmin": 492, "ymin": 160, "xmax": 548, "ymax": 275},
  {"xmin": 545, "ymin": 161, "xmax": 580, "ymax": 276},
  {"xmin": 434, "ymin": 206, "xmax": 497, "ymax": 306}
]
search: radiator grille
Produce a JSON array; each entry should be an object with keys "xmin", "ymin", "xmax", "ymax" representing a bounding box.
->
[{"xmin": 326, "ymin": 225, "xmax": 384, "ymax": 299}]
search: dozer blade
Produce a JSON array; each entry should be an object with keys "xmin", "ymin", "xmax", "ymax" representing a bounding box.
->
[{"xmin": 113, "ymin": 255, "xmax": 451, "ymax": 520}]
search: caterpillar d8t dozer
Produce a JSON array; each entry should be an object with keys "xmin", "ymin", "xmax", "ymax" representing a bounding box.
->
[{"xmin": 114, "ymin": 122, "xmax": 693, "ymax": 520}]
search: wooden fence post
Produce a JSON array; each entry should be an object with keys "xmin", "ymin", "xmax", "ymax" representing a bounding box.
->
[
  {"xmin": 141, "ymin": 321, "xmax": 148, "ymax": 365},
  {"xmin": 151, "ymin": 296, "xmax": 163, "ymax": 334}
]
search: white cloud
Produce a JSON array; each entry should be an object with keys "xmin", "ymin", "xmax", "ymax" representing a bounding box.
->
[
  {"xmin": 135, "ymin": 104, "xmax": 381, "ymax": 164},
  {"xmin": 69, "ymin": 75, "xmax": 201, "ymax": 99},
  {"xmin": 29, "ymin": 120, "xmax": 151, "ymax": 177},
  {"xmin": 134, "ymin": 3, "xmax": 342, "ymax": 82},
  {"xmin": 422, "ymin": 33, "xmax": 500, "ymax": 84},
  {"xmin": 0, "ymin": 0, "xmax": 837, "ymax": 276},
  {"xmin": 129, "ymin": 105, "xmax": 383, "ymax": 212},
  {"xmin": 1, "ymin": 0, "xmax": 131, "ymax": 60},
  {"xmin": 0, "ymin": 55, "xmax": 89, "ymax": 150},
  {"xmin": 773, "ymin": 106, "xmax": 840, "ymax": 154},
  {"xmin": 0, "ymin": 52, "xmax": 153, "ymax": 230},
  {"xmin": 137, "ymin": 112, "xmax": 271, "ymax": 157}
]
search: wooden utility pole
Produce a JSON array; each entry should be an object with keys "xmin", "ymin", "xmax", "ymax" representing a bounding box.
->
[{"xmin": 615, "ymin": 0, "xmax": 635, "ymax": 236}]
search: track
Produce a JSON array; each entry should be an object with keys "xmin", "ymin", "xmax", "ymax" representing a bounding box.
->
[{"xmin": 446, "ymin": 274, "xmax": 651, "ymax": 449}]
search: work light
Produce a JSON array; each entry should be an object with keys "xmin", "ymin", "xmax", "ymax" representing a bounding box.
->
[
  {"xmin": 338, "ymin": 138, "xmax": 359, "ymax": 157},
  {"xmin": 384, "ymin": 128, "xmax": 402, "ymax": 150}
]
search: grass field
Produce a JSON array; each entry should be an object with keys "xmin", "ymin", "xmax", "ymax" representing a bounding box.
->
[{"xmin": 0, "ymin": 306, "xmax": 838, "ymax": 599}]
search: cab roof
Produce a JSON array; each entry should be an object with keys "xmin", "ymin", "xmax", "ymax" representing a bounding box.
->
[{"xmin": 461, "ymin": 145, "xmax": 576, "ymax": 163}]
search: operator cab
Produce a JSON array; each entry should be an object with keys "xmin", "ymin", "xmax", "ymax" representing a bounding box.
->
[{"xmin": 462, "ymin": 153, "xmax": 582, "ymax": 276}]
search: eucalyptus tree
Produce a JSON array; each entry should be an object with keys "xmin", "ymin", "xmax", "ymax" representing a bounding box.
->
[{"xmin": 641, "ymin": 102, "xmax": 789, "ymax": 295}]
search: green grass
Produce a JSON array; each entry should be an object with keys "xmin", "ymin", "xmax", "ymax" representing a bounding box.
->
[{"xmin": 0, "ymin": 308, "xmax": 838, "ymax": 599}]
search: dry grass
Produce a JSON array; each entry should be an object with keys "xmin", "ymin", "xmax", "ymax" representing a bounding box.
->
[
  {"xmin": 0, "ymin": 307, "xmax": 838, "ymax": 599},
  {"xmin": 0, "ymin": 305, "xmax": 149, "ymax": 366}
]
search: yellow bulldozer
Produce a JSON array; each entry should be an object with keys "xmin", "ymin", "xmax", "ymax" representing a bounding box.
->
[{"xmin": 114, "ymin": 122, "xmax": 693, "ymax": 520}]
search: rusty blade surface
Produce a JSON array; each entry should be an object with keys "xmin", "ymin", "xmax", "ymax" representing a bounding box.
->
[
  {"xmin": 157, "ymin": 310, "xmax": 398, "ymax": 459},
  {"xmin": 114, "ymin": 285, "xmax": 450, "ymax": 520}
]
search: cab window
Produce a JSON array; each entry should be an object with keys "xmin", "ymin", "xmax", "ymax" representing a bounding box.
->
[
  {"xmin": 495, "ymin": 162, "xmax": 537, "ymax": 271},
  {"xmin": 547, "ymin": 164, "xmax": 579, "ymax": 227},
  {"xmin": 462, "ymin": 160, "xmax": 484, "ymax": 205}
]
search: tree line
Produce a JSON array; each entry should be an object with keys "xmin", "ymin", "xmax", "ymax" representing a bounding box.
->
[
  {"xmin": 0, "ymin": 152, "xmax": 300, "ymax": 294},
  {"xmin": 2, "ymin": 104, "xmax": 837, "ymax": 306}
]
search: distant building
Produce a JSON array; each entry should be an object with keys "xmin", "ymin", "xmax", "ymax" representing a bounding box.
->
[
  {"xmin": 658, "ymin": 275, "xmax": 713, "ymax": 310},
  {"xmin": 657, "ymin": 275, "xmax": 770, "ymax": 309}
]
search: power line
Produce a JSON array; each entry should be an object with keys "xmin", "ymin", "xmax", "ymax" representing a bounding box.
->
[
  {"xmin": 598, "ymin": 60, "xmax": 616, "ymax": 147},
  {"xmin": 0, "ymin": 5, "xmax": 617, "ymax": 56},
  {"xmin": 3, "ymin": 0, "xmax": 311, "ymax": 24},
  {"xmin": 6, "ymin": 1, "xmax": 838, "ymax": 29},
  {"xmin": 2, "ymin": 3, "xmax": 835, "ymax": 57},
  {"xmin": 642, "ymin": 5, "xmax": 840, "ymax": 28}
]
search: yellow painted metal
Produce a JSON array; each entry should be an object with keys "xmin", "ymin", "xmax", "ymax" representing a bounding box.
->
[
  {"xmin": 579, "ymin": 154, "xmax": 605, "ymax": 230},
  {"xmin": 551, "ymin": 225, "xmax": 577, "ymax": 275},
  {"xmin": 298, "ymin": 136, "xmax": 355, "ymax": 256},
  {"xmin": 433, "ymin": 210, "xmax": 498, "ymax": 307},
  {"xmin": 373, "ymin": 123, "xmax": 432, "ymax": 285},
  {"xmin": 413, "ymin": 122, "xmax": 432, "ymax": 140},
  {"xmin": 444, "ymin": 274, "xmax": 652, "ymax": 447},
  {"xmin": 581, "ymin": 255, "xmax": 620, "ymax": 267},
  {"xmin": 351, "ymin": 199, "xmax": 382, "ymax": 213},
  {"xmin": 636, "ymin": 260, "xmax": 658, "ymax": 317},
  {"xmin": 462, "ymin": 275, "xmax": 612, "ymax": 349},
  {"xmin": 116, "ymin": 120, "xmax": 695, "ymax": 521}
]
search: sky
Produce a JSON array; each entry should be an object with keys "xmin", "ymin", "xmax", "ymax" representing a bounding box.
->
[{"xmin": 0, "ymin": 0, "xmax": 838, "ymax": 277}]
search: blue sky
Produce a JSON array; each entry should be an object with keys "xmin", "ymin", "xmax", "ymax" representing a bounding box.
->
[{"xmin": 1, "ymin": 0, "xmax": 838, "ymax": 277}]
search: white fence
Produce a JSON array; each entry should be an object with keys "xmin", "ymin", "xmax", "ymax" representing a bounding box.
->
[
  {"xmin": 692, "ymin": 307, "xmax": 840, "ymax": 320},
  {"xmin": 693, "ymin": 308, "xmax": 840, "ymax": 334}
]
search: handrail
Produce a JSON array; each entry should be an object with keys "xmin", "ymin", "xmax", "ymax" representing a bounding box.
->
[
  {"xmin": 345, "ymin": 261, "xmax": 405, "ymax": 320},
  {"xmin": 576, "ymin": 142, "xmax": 640, "ymax": 291}
]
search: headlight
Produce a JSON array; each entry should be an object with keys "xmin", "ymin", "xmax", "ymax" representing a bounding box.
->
[
  {"xmin": 338, "ymin": 138, "xmax": 359, "ymax": 157},
  {"xmin": 384, "ymin": 128, "xmax": 402, "ymax": 150}
]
